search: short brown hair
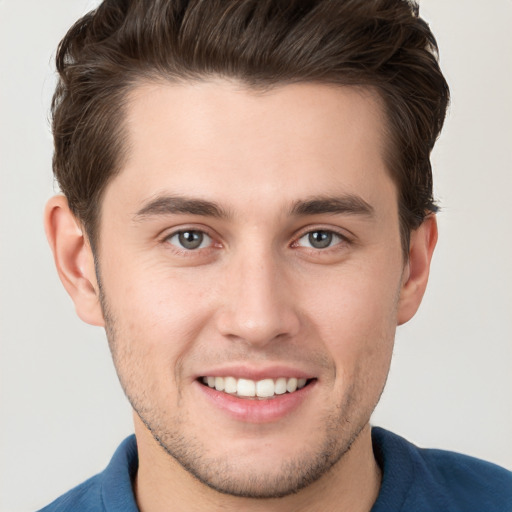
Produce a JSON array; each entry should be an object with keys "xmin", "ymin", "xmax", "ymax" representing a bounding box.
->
[{"xmin": 52, "ymin": 0, "xmax": 449, "ymax": 254}]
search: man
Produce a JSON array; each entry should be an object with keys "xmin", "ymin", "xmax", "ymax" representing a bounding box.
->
[{"xmin": 39, "ymin": 0, "xmax": 511, "ymax": 511}]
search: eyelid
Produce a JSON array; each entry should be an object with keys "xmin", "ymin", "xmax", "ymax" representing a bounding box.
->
[
  {"xmin": 160, "ymin": 225, "xmax": 221, "ymax": 251},
  {"xmin": 167, "ymin": 230, "xmax": 212, "ymax": 250},
  {"xmin": 158, "ymin": 224, "xmax": 353, "ymax": 254},
  {"xmin": 296, "ymin": 231, "xmax": 342, "ymax": 249},
  {"xmin": 291, "ymin": 225, "xmax": 353, "ymax": 248}
]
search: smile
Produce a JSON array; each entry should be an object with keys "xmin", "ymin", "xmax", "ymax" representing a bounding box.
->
[{"xmin": 201, "ymin": 376, "xmax": 310, "ymax": 398}]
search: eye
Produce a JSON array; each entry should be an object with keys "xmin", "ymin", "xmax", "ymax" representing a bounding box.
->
[
  {"xmin": 166, "ymin": 230, "xmax": 212, "ymax": 250},
  {"xmin": 296, "ymin": 230, "xmax": 344, "ymax": 249}
]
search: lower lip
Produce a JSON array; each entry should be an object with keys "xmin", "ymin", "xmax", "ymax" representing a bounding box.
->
[{"xmin": 195, "ymin": 380, "xmax": 316, "ymax": 424}]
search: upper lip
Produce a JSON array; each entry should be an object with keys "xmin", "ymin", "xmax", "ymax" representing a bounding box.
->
[{"xmin": 195, "ymin": 365, "xmax": 316, "ymax": 381}]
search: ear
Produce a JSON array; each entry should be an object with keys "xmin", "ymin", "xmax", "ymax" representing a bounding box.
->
[
  {"xmin": 44, "ymin": 195, "xmax": 104, "ymax": 327},
  {"xmin": 397, "ymin": 215, "xmax": 438, "ymax": 325}
]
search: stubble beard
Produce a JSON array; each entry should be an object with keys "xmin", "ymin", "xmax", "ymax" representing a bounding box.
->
[
  {"xmin": 132, "ymin": 387, "xmax": 368, "ymax": 499},
  {"xmin": 130, "ymin": 382, "xmax": 368, "ymax": 499},
  {"xmin": 99, "ymin": 289, "xmax": 382, "ymax": 499}
]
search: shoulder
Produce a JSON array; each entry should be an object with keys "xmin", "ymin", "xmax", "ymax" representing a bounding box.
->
[
  {"xmin": 372, "ymin": 427, "xmax": 512, "ymax": 512},
  {"xmin": 416, "ymin": 446, "xmax": 512, "ymax": 510},
  {"xmin": 36, "ymin": 474, "xmax": 103, "ymax": 512},
  {"xmin": 36, "ymin": 435, "xmax": 139, "ymax": 512}
]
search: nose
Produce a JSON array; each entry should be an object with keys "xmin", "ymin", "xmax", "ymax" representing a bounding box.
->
[{"xmin": 215, "ymin": 248, "xmax": 301, "ymax": 347}]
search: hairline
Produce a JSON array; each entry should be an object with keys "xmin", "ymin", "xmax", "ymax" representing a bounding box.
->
[{"xmin": 86, "ymin": 75, "xmax": 417, "ymax": 260}]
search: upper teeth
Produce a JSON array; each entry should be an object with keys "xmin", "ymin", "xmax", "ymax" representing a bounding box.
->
[{"xmin": 202, "ymin": 376, "xmax": 308, "ymax": 397}]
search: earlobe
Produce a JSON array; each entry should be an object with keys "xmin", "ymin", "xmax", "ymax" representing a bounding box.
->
[
  {"xmin": 397, "ymin": 215, "xmax": 438, "ymax": 325},
  {"xmin": 44, "ymin": 196, "xmax": 105, "ymax": 327}
]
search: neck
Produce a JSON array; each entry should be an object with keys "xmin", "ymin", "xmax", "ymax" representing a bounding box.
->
[{"xmin": 133, "ymin": 417, "xmax": 381, "ymax": 512}]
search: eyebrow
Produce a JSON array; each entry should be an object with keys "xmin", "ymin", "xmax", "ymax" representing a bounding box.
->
[
  {"xmin": 133, "ymin": 193, "xmax": 375, "ymax": 221},
  {"xmin": 289, "ymin": 195, "xmax": 375, "ymax": 218},
  {"xmin": 134, "ymin": 195, "xmax": 231, "ymax": 220}
]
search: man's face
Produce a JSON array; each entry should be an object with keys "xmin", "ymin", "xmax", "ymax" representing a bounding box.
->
[{"xmin": 96, "ymin": 80, "xmax": 406, "ymax": 497}]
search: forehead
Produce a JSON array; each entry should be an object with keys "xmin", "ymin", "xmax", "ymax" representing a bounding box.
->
[{"xmin": 105, "ymin": 79, "xmax": 396, "ymax": 217}]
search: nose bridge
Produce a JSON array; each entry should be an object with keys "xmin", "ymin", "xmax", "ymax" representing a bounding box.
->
[{"xmin": 216, "ymin": 241, "xmax": 300, "ymax": 345}]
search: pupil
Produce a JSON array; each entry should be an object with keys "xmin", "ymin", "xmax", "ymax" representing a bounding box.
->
[
  {"xmin": 309, "ymin": 231, "xmax": 332, "ymax": 249},
  {"xmin": 179, "ymin": 231, "xmax": 203, "ymax": 249}
]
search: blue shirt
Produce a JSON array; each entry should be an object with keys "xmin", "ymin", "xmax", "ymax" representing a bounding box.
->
[{"xmin": 38, "ymin": 427, "xmax": 512, "ymax": 511}]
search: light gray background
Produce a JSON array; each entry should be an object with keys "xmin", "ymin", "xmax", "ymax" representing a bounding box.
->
[{"xmin": 1, "ymin": 1, "xmax": 511, "ymax": 511}]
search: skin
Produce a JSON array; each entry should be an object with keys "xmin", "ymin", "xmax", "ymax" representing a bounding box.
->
[{"xmin": 45, "ymin": 80, "xmax": 437, "ymax": 512}]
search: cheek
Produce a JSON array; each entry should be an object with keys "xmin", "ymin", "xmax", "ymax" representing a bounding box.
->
[
  {"xmin": 107, "ymin": 259, "xmax": 208, "ymax": 327},
  {"xmin": 302, "ymin": 260, "xmax": 400, "ymax": 380},
  {"xmin": 101, "ymin": 264, "xmax": 215, "ymax": 389},
  {"xmin": 308, "ymin": 262, "xmax": 400, "ymax": 334}
]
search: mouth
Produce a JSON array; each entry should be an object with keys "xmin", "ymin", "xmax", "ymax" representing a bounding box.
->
[{"xmin": 199, "ymin": 376, "xmax": 315, "ymax": 399}]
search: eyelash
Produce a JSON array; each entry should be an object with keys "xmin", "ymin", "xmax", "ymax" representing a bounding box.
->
[
  {"xmin": 292, "ymin": 229, "xmax": 350, "ymax": 251},
  {"xmin": 162, "ymin": 226, "xmax": 351, "ymax": 255},
  {"xmin": 162, "ymin": 228, "xmax": 218, "ymax": 255}
]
